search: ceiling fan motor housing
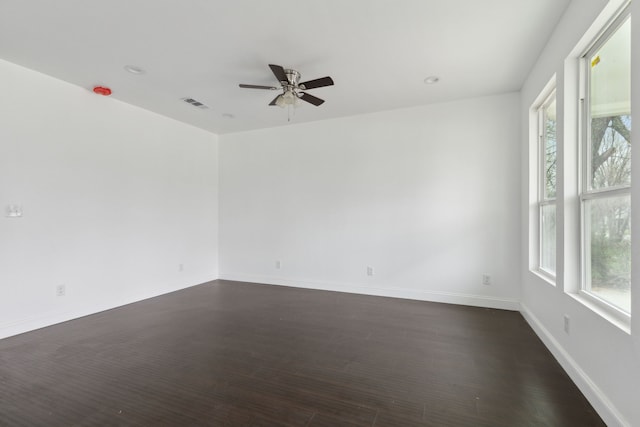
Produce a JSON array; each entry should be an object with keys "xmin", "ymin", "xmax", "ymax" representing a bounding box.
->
[{"xmin": 284, "ymin": 69, "xmax": 301, "ymax": 87}]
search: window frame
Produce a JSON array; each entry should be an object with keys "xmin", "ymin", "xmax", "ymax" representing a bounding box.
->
[
  {"xmin": 578, "ymin": 6, "xmax": 631, "ymax": 322},
  {"xmin": 537, "ymin": 89, "xmax": 558, "ymax": 280}
]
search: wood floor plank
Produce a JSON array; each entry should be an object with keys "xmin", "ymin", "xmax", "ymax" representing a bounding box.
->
[{"xmin": 0, "ymin": 280, "xmax": 605, "ymax": 426}]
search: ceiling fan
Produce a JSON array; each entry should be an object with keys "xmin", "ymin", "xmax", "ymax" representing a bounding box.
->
[{"xmin": 239, "ymin": 64, "xmax": 334, "ymax": 107}]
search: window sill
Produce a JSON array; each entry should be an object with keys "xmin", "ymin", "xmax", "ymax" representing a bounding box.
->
[
  {"xmin": 566, "ymin": 292, "xmax": 631, "ymax": 334},
  {"xmin": 530, "ymin": 269, "xmax": 556, "ymax": 287}
]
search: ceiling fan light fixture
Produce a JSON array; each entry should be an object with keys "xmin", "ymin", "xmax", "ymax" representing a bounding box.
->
[
  {"xmin": 283, "ymin": 91, "xmax": 296, "ymax": 103},
  {"xmin": 275, "ymin": 90, "xmax": 298, "ymax": 108}
]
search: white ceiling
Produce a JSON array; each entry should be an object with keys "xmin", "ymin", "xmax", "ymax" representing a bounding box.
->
[{"xmin": 0, "ymin": 0, "xmax": 570, "ymax": 134}]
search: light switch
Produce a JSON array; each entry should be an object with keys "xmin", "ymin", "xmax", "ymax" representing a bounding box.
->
[{"xmin": 5, "ymin": 205, "xmax": 23, "ymax": 218}]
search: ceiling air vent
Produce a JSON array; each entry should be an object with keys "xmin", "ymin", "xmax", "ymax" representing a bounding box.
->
[{"xmin": 181, "ymin": 97, "xmax": 209, "ymax": 109}]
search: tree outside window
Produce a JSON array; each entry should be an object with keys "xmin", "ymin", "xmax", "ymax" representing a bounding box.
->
[{"xmin": 582, "ymin": 14, "xmax": 631, "ymax": 314}]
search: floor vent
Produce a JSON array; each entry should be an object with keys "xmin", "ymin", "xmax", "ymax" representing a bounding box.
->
[{"xmin": 181, "ymin": 97, "xmax": 209, "ymax": 109}]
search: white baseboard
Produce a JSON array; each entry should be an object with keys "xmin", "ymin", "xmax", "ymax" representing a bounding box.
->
[
  {"xmin": 0, "ymin": 279, "xmax": 214, "ymax": 340},
  {"xmin": 218, "ymin": 273, "xmax": 520, "ymax": 311},
  {"xmin": 520, "ymin": 304, "xmax": 629, "ymax": 427}
]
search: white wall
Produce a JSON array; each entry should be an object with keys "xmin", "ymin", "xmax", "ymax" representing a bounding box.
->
[
  {"xmin": 1, "ymin": 2, "xmax": 635, "ymax": 422},
  {"xmin": 520, "ymin": 0, "xmax": 640, "ymax": 426},
  {"xmin": 0, "ymin": 59, "xmax": 219, "ymax": 339},
  {"xmin": 220, "ymin": 93, "xmax": 521, "ymax": 309}
]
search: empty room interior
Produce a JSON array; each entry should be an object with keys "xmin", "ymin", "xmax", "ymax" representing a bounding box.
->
[{"xmin": 1, "ymin": 0, "xmax": 639, "ymax": 426}]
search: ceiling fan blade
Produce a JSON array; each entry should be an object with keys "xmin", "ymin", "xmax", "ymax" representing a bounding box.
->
[
  {"xmin": 269, "ymin": 95, "xmax": 281, "ymax": 106},
  {"xmin": 239, "ymin": 84, "xmax": 279, "ymax": 90},
  {"xmin": 299, "ymin": 92, "xmax": 325, "ymax": 106},
  {"xmin": 299, "ymin": 76, "xmax": 334, "ymax": 90},
  {"xmin": 268, "ymin": 64, "xmax": 288, "ymax": 83}
]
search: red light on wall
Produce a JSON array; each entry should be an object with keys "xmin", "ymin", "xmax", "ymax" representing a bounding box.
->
[{"xmin": 93, "ymin": 86, "xmax": 112, "ymax": 96}]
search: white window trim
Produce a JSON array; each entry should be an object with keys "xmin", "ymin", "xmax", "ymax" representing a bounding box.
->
[
  {"xmin": 568, "ymin": 292, "xmax": 630, "ymax": 334},
  {"xmin": 577, "ymin": 5, "xmax": 631, "ymax": 322},
  {"xmin": 534, "ymin": 88, "xmax": 557, "ymax": 282}
]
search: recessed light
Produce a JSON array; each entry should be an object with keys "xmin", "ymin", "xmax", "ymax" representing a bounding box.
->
[
  {"xmin": 124, "ymin": 65, "xmax": 146, "ymax": 75},
  {"xmin": 222, "ymin": 113, "xmax": 235, "ymax": 119},
  {"xmin": 424, "ymin": 76, "xmax": 440, "ymax": 84}
]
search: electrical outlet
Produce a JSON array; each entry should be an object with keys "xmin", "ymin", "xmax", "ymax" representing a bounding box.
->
[
  {"xmin": 275, "ymin": 260, "xmax": 281, "ymax": 269},
  {"xmin": 56, "ymin": 284, "xmax": 66, "ymax": 297},
  {"xmin": 482, "ymin": 274, "xmax": 491, "ymax": 286},
  {"xmin": 564, "ymin": 315, "xmax": 570, "ymax": 334},
  {"xmin": 367, "ymin": 266, "xmax": 374, "ymax": 276},
  {"xmin": 179, "ymin": 263, "xmax": 184, "ymax": 272}
]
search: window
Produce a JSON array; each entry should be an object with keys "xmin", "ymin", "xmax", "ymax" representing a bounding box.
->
[
  {"xmin": 538, "ymin": 90, "xmax": 557, "ymax": 278},
  {"xmin": 580, "ymin": 9, "xmax": 631, "ymax": 315}
]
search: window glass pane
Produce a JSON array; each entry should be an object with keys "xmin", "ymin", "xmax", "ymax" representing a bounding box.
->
[
  {"xmin": 544, "ymin": 98, "xmax": 557, "ymax": 198},
  {"xmin": 540, "ymin": 204, "xmax": 556, "ymax": 274},
  {"xmin": 589, "ymin": 18, "xmax": 632, "ymax": 190},
  {"xmin": 585, "ymin": 194, "xmax": 631, "ymax": 313}
]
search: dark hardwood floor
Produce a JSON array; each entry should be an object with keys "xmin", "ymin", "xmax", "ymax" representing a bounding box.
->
[{"xmin": 0, "ymin": 280, "xmax": 604, "ymax": 426}]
